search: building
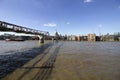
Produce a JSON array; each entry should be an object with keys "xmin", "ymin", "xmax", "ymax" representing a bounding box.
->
[
  {"xmin": 77, "ymin": 36, "xmax": 81, "ymax": 41},
  {"xmin": 114, "ymin": 32, "xmax": 120, "ymax": 41},
  {"xmin": 88, "ymin": 34, "xmax": 96, "ymax": 42},
  {"xmin": 80, "ymin": 36, "xmax": 88, "ymax": 41},
  {"xmin": 67, "ymin": 35, "xmax": 77, "ymax": 41},
  {"xmin": 103, "ymin": 34, "xmax": 115, "ymax": 41},
  {"xmin": 96, "ymin": 36, "xmax": 100, "ymax": 41},
  {"xmin": 118, "ymin": 37, "xmax": 120, "ymax": 41},
  {"xmin": 108, "ymin": 35, "xmax": 115, "ymax": 41},
  {"xmin": 54, "ymin": 31, "xmax": 59, "ymax": 40}
]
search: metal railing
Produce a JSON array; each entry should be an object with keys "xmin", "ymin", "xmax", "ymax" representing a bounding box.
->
[{"xmin": 0, "ymin": 21, "xmax": 49, "ymax": 36}]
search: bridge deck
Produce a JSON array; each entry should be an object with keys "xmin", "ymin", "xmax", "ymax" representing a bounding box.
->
[{"xmin": 0, "ymin": 21, "xmax": 49, "ymax": 36}]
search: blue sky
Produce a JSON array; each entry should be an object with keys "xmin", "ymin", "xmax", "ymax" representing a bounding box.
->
[{"xmin": 0, "ymin": 0, "xmax": 120, "ymax": 36}]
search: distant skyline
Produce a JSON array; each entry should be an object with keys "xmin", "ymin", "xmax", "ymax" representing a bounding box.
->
[{"xmin": 0, "ymin": 0, "xmax": 120, "ymax": 36}]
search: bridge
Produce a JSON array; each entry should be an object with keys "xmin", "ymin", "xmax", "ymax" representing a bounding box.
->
[{"xmin": 0, "ymin": 21, "xmax": 51, "ymax": 43}]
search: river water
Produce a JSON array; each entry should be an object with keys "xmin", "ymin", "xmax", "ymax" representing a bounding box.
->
[
  {"xmin": 0, "ymin": 40, "xmax": 52, "ymax": 79},
  {"xmin": 0, "ymin": 40, "xmax": 42, "ymax": 55},
  {"xmin": 0, "ymin": 41, "xmax": 120, "ymax": 80},
  {"xmin": 51, "ymin": 41, "xmax": 120, "ymax": 80}
]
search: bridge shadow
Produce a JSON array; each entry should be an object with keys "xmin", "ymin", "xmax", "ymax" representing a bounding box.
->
[{"xmin": 0, "ymin": 43, "xmax": 52, "ymax": 79}]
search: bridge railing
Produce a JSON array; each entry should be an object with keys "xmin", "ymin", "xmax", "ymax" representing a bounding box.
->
[{"xmin": 0, "ymin": 21, "xmax": 49, "ymax": 36}]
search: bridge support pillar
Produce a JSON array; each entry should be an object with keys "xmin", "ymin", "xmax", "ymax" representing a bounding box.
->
[{"xmin": 37, "ymin": 35, "xmax": 44, "ymax": 44}]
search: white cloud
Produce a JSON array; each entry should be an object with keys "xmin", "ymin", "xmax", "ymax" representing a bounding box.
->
[
  {"xmin": 98, "ymin": 24, "xmax": 102, "ymax": 28},
  {"xmin": 84, "ymin": 0, "xmax": 93, "ymax": 3},
  {"xmin": 66, "ymin": 22, "xmax": 70, "ymax": 24},
  {"xmin": 43, "ymin": 23, "xmax": 57, "ymax": 27}
]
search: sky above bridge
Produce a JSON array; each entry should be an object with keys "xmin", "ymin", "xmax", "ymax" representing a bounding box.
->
[{"xmin": 0, "ymin": 0, "xmax": 120, "ymax": 36}]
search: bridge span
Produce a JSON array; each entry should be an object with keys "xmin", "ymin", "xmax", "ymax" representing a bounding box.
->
[
  {"xmin": 0, "ymin": 21, "xmax": 51, "ymax": 43},
  {"xmin": 0, "ymin": 21, "xmax": 49, "ymax": 36}
]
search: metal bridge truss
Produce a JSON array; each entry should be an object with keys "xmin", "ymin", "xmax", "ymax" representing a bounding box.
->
[{"xmin": 0, "ymin": 21, "xmax": 49, "ymax": 36}]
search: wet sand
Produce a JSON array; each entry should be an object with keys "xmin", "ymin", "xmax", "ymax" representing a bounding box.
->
[{"xmin": 2, "ymin": 41, "xmax": 120, "ymax": 80}]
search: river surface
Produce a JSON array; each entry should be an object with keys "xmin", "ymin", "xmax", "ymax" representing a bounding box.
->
[
  {"xmin": 0, "ymin": 41, "xmax": 120, "ymax": 80},
  {"xmin": 51, "ymin": 41, "xmax": 120, "ymax": 80},
  {"xmin": 0, "ymin": 40, "xmax": 52, "ymax": 79},
  {"xmin": 1, "ymin": 41, "xmax": 120, "ymax": 55},
  {"xmin": 0, "ymin": 40, "xmax": 42, "ymax": 55}
]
